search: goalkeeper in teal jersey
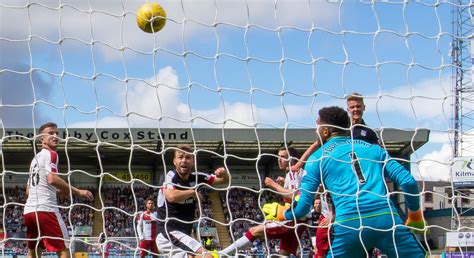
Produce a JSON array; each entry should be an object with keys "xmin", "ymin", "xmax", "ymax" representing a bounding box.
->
[{"xmin": 263, "ymin": 106, "xmax": 426, "ymax": 257}]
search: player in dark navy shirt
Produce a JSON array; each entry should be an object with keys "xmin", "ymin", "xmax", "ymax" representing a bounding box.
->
[
  {"xmin": 156, "ymin": 144, "xmax": 229, "ymax": 257},
  {"xmin": 346, "ymin": 92, "xmax": 379, "ymax": 145}
]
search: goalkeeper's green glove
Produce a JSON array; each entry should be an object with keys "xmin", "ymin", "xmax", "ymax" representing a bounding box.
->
[
  {"xmin": 405, "ymin": 210, "xmax": 428, "ymax": 234},
  {"xmin": 262, "ymin": 202, "xmax": 290, "ymax": 221}
]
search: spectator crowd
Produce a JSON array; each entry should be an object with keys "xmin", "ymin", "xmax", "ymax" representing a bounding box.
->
[{"xmin": 2, "ymin": 183, "xmax": 312, "ymax": 256}]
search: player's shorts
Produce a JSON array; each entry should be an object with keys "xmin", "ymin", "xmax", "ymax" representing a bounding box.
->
[
  {"xmin": 23, "ymin": 211, "xmax": 69, "ymax": 252},
  {"xmin": 264, "ymin": 219, "xmax": 307, "ymax": 255},
  {"xmin": 140, "ymin": 239, "xmax": 159, "ymax": 257},
  {"xmin": 329, "ymin": 214, "xmax": 426, "ymax": 258},
  {"xmin": 156, "ymin": 230, "xmax": 202, "ymax": 257},
  {"xmin": 316, "ymin": 215, "xmax": 331, "ymax": 256}
]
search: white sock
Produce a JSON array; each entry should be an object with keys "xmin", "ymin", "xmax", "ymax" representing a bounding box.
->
[{"xmin": 220, "ymin": 234, "xmax": 253, "ymax": 255}]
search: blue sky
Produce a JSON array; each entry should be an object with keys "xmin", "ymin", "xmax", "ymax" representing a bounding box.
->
[{"xmin": 0, "ymin": 0, "xmax": 470, "ymax": 181}]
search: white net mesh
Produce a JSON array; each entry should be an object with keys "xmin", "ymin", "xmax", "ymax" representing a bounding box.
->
[{"xmin": 0, "ymin": 0, "xmax": 472, "ymax": 257}]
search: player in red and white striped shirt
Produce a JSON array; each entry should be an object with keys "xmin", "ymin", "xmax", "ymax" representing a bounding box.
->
[
  {"xmin": 23, "ymin": 122, "xmax": 93, "ymax": 258},
  {"xmin": 137, "ymin": 197, "xmax": 159, "ymax": 257},
  {"xmin": 221, "ymin": 146, "xmax": 307, "ymax": 256}
]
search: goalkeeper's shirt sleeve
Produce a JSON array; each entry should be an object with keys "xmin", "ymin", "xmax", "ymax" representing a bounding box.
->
[
  {"xmin": 283, "ymin": 153, "xmax": 322, "ymax": 221},
  {"xmin": 383, "ymin": 151, "xmax": 421, "ymax": 212}
]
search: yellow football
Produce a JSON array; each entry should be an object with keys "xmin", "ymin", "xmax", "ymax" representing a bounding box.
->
[{"xmin": 136, "ymin": 2, "xmax": 166, "ymax": 33}]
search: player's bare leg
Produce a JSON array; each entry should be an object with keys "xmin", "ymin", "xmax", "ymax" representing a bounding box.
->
[
  {"xmin": 27, "ymin": 247, "xmax": 43, "ymax": 258},
  {"xmin": 57, "ymin": 247, "xmax": 70, "ymax": 258}
]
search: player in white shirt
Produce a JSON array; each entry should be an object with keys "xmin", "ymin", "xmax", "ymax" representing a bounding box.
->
[
  {"xmin": 137, "ymin": 197, "xmax": 159, "ymax": 257},
  {"xmin": 221, "ymin": 146, "xmax": 307, "ymax": 256},
  {"xmin": 23, "ymin": 122, "xmax": 93, "ymax": 258}
]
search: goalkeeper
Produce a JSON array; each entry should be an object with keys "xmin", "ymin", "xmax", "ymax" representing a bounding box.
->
[{"xmin": 263, "ymin": 106, "xmax": 426, "ymax": 257}]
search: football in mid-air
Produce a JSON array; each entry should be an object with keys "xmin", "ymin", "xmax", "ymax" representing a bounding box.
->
[{"xmin": 136, "ymin": 2, "xmax": 167, "ymax": 33}]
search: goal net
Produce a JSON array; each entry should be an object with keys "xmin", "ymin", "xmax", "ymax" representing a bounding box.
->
[{"xmin": 0, "ymin": 0, "xmax": 469, "ymax": 257}]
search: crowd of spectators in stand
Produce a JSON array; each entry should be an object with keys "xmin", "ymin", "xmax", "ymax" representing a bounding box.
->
[
  {"xmin": 2, "ymin": 183, "xmax": 312, "ymax": 255},
  {"xmin": 2, "ymin": 186, "xmax": 27, "ymax": 240},
  {"xmin": 101, "ymin": 185, "xmax": 158, "ymax": 237},
  {"xmin": 198, "ymin": 187, "xmax": 216, "ymax": 228},
  {"xmin": 57, "ymin": 186, "xmax": 95, "ymax": 228}
]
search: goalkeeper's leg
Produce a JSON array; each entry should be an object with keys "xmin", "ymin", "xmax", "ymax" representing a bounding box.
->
[
  {"xmin": 329, "ymin": 215, "xmax": 425, "ymax": 258},
  {"xmin": 377, "ymin": 216, "xmax": 426, "ymax": 258}
]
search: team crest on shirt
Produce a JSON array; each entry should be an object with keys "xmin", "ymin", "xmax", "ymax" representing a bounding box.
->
[{"xmin": 361, "ymin": 130, "xmax": 367, "ymax": 137}]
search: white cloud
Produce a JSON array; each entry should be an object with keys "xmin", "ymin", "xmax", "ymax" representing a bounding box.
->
[
  {"xmin": 409, "ymin": 124, "xmax": 474, "ymax": 183},
  {"xmin": 67, "ymin": 65, "xmax": 337, "ymax": 128},
  {"xmin": 414, "ymin": 143, "xmax": 452, "ymax": 182},
  {"xmin": 364, "ymin": 76, "xmax": 452, "ymax": 125},
  {"xmin": 413, "ymin": 129, "xmax": 474, "ymax": 182},
  {"xmin": 428, "ymin": 131, "xmax": 452, "ymax": 145},
  {"xmin": 191, "ymin": 101, "xmax": 322, "ymax": 128}
]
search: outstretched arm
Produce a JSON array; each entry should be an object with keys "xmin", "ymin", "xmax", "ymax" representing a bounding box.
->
[
  {"xmin": 290, "ymin": 141, "xmax": 320, "ymax": 171},
  {"xmin": 264, "ymin": 177, "xmax": 296, "ymax": 203},
  {"xmin": 283, "ymin": 173, "xmax": 321, "ymax": 220},
  {"xmin": 47, "ymin": 173, "xmax": 93, "ymax": 201},
  {"xmin": 264, "ymin": 177, "xmax": 291, "ymax": 194}
]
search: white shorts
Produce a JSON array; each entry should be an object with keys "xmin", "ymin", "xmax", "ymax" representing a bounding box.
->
[{"xmin": 156, "ymin": 230, "xmax": 202, "ymax": 257}]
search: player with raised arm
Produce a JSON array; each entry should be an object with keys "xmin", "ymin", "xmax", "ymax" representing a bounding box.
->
[
  {"xmin": 137, "ymin": 197, "xmax": 159, "ymax": 257},
  {"xmin": 156, "ymin": 144, "xmax": 229, "ymax": 258},
  {"xmin": 23, "ymin": 122, "xmax": 94, "ymax": 258},
  {"xmin": 267, "ymin": 147, "xmax": 306, "ymax": 197},
  {"xmin": 262, "ymin": 107, "xmax": 426, "ymax": 257},
  {"xmin": 220, "ymin": 146, "xmax": 307, "ymax": 256},
  {"xmin": 290, "ymin": 92, "xmax": 378, "ymax": 173}
]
